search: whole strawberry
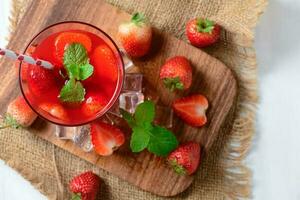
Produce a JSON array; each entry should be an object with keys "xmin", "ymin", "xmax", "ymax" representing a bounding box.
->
[
  {"xmin": 118, "ymin": 12, "xmax": 152, "ymax": 57},
  {"xmin": 1, "ymin": 95, "xmax": 37, "ymax": 129},
  {"xmin": 186, "ymin": 18, "xmax": 221, "ymax": 47},
  {"xmin": 69, "ymin": 171, "xmax": 100, "ymax": 200},
  {"xmin": 167, "ymin": 142, "xmax": 201, "ymax": 175},
  {"xmin": 159, "ymin": 56, "xmax": 192, "ymax": 91}
]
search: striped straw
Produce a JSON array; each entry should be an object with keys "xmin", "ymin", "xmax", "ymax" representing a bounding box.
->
[{"xmin": 0, "ymin": 47, "xmax": 54, "ymax": 69}]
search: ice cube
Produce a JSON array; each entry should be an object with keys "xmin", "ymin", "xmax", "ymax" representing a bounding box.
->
[
  {"xmin": 122, "ymin": 73, "xmax": 143, "ymax": 92},
  {"xmin": 119, "ymin": 91, "xmax": 144, "ymax": 113},
  {"xmin": 72, "ymin": 125, "xmax": 93, "ymax": 152},
  {"xmin": 154, "ymin": 105, "xmax": 174, "ymax": 128},
  {"xmin": 55, "ymin": 126, "xmax": 76, "ymax": 140}
]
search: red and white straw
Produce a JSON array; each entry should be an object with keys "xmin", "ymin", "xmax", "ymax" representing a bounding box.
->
[{"xmin": 0, "ymin": 47, "xmax": 54, "ymax": 69}]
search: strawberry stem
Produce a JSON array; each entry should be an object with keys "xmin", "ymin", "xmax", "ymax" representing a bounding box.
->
[{"xmin": 196, "ymin": 18, "xmax": 215, "ymax": 34}]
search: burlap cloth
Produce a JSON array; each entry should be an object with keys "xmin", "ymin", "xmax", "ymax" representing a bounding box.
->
[{"xmin": 0, "ymin": 0, "xmax": 267, "ymax": 199}]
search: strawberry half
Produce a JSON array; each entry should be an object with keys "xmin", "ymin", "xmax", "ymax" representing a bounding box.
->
[
  {"xmin": 27, "ymin": 65, "xmax": 60, "ymax": 97},
  {"xmin": 1, "ymin": 95, "xmax": 37, "ymax": 128},
  {"xmin": 159, "ymin": 56, "xmax": 192, "ymax": 91},
  {"xmin": 167, "ymin": 142, "xmax": 201, "ymax": 175},
  {"xmin": 118, "ymin": 12, "xmax": 152, "ymax": 57},
  {"xmin": 186, "ymin": 18, "xmax": 221, "ymax": 47},
  {"xmin": 172, "ymin": 94, "xmax": 208, "ymax": 127},
  {"xmin": 69, "ymin": 171, "xmax": 100, "ymax": 200},
  {"xmin": 90, "ymin": 44, "xmax": 118, "ymax": 83},
  {"xmin": 54, "ymin": 32, "xmax": 92, "ymax": 65},
  {"xmin": 90, "ymin": 121, "xmax": 125, "ymax": 156},
  {"xmin": 40, "ymin": 102, "xmax": 68, "ymax": 121},
  {"xmin": 82, "ymin": 93, "xmax": 108, "ymax": 117}
]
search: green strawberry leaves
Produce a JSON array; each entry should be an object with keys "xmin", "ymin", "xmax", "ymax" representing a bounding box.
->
[
  {"xmin": 131, "ymin": 12, "xmax": 146, "ymax": 26},
  {"xmin": 163, "ymin": 77, "xmax": 184, "ymax": 92},
  {"xmin": 0, "ymin": 114, "xmax": 21, "ymax": 129},
  {"xmin": 59, "ymin": 43, "xmax": 94, "ymax": 103},
  {"xmin": 121, "ymin": 101, "xmax": 178, "ymax": 156},
  {"xmin": 196, "ymin": 18, "xmax": 215, "ymax": 34}
]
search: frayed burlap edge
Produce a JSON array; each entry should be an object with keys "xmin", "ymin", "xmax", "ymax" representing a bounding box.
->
[{"xmin": 5, "ymin": 0, "xmax": 268, "ymax": 199}]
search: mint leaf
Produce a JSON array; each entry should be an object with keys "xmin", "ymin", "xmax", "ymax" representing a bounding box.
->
[
  {"xmin": 79, "ymin": 63, "xmax": 94, "ymax": 80},
  {"xmin": 59, "ymin": 78, "xmax": 85, "ymax": 103},
  {"xmin": 66, "ymin": 63, "xmax": 94, "ymax": 80},
  {"xmin": 66, "ymin": 64, "xmax": 80, "ymax": 79},
  {"xmin": 130, "ymin": 125, "xmax": 151, "ymax": 152},
  {"xmin": 64, "ymin": 43, "xmax": 88, "ymax": 67},
  {"xmin": 120, "ymin": 108, "xmax": 135, "ymax": 128},
  {"xmin": 134, "ymin": 101, "xmax": 155, "ymax": 125},
  {"xmin": 147, "ymin": 125, "xmax": 178, "ymax": 156}
]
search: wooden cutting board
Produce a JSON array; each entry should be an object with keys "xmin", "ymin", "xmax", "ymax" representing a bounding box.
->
[{"xmin": 0, "ymin": 0, "xmax": 237, "ymax": 196}]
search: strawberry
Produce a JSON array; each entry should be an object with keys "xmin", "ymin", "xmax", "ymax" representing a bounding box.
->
[
  {"xmin": 82, "ymin": 93, "xmax": 108, "ymax": 116},
  {"xmin": 69, "ymin": 171, "xmax": 100, "ymax": 200},
  {"xmin": 172, "ymin": 94, "xmax": 208, "ymax": 127},
  {"xmin": 1, "ymin": 95, "xmax": 37, "ymax": 129},
  {"xmin": 159, "ymin": 56, "xmax": 192, "ymax": 91},
  {"xmin": 40, "ymin": 102, "xmax": 68, "ymax": 120},
  {"xmin": 27, "ymin": 65, "xmax": 60, "ymax": 97},
  {"xmin": 167, "ymin": 142, "xmax": 201, "ymax": 175},
  {"xmin": 186, "ymin": 18, "xmax": 221, "ymax": 47},
  {"xmin": 90, "ymin": 44, "xmax": 118, "ymax": 83},
  {"xmin": 118, "ymin": 12, "xmax": 152, "ymax": 57},
  {"xmin": 90, "ymin": 121, "xmax": 125, "ymax": 156},
  {"xmin": 54, "ymin": 32, "xmax": 92, "ymax": 65}
]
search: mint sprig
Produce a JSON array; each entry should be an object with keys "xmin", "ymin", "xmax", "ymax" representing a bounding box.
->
[
  {"xmin": 59, "ymin": 43, "xmax": 94, "ymax": 103},
  {"xmin": 121, "ymin": 101, "xmax": 178, "ymax": 156}
]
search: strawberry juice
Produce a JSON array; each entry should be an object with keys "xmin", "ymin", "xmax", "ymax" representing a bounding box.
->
[{"xmin": 20, "ymin": 25, "xmax": 124, "ymax": 126}]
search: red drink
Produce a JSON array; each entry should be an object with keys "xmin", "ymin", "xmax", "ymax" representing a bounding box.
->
[{"xmin": 20, "ymin": 22, "xmax": 124, "ymax": 126}]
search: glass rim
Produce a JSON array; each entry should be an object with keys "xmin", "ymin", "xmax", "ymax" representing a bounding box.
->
[{"xmin": 19, "ymin": 21, "xmax": 125, "ymax": 127}]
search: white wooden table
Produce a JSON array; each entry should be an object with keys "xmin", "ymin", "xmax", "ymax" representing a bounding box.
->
[{"xmin": 1, "ymin": 0, "xmax": 300, "ymax": 199}]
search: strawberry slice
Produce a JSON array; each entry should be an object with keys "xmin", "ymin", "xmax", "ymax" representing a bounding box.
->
[
  {"xmin": 167, "ymin": 142, "xmax": 201, "ymax": 175},
  {"xmin": 40, "ymin": 103, "xmax": 68, "ymax": 120},
  {"xmin": 172, "ymin": 94, "xmax": 208, "ymax": 127},
  {"xmin": 27, "ymin": 65, "xmax": 60, "ymax": 97},
  {"xmin": 90, "ymin": 44, "xmax": 118, "ymax": 83},
  {"xmin": 90, "ymin": 121, "xmax": 125, "ymax": 156},
  {"xmin": 82, "ymin": 93, "xmax": 108, "ymax": 117},
  {"xmin": 3, "ymin": 95, "xmax": 37, "ymax": 128},
  {"xmin": 54, "ymin": 32, "xmax": 92, "ymax": 65}
]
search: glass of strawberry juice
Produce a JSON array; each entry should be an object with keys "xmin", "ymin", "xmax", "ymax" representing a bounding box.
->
[{"xmin": 19, "ymin": 22, "xmax": 126, "ymax": 127}]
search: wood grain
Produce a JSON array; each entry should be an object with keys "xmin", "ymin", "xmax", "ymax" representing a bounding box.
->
[{"xmin": 0, "ymin": 0, "xmax": 237, "ymax": 196}]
